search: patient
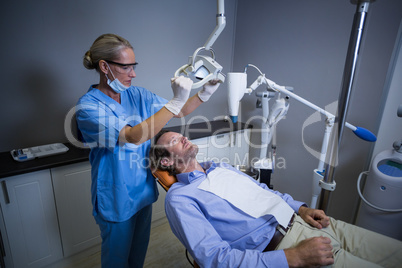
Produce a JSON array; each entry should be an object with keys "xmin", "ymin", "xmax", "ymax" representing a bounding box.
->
[{"xmin": 149, "ymin": 130, "xmax": 402, "ymax": 268}]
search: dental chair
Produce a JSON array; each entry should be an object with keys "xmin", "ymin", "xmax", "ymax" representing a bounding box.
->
[
  {"xmin": 152, "ymin": 169, "xmax": 178, "ymax": 192},
  {"xmin": 152, "ymin": 170, "xmax": 200, "ymax": 268}
]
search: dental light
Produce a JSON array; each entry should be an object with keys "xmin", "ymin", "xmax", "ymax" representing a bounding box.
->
[
  {"xmin": 174, "ymin": 0, "xmax": 226, "ymax": 89},
  {"xmin": 227, "ymin": 64, "xmax": 377, "ymax": 208}
]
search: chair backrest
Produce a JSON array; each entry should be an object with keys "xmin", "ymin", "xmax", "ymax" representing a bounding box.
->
[
  {"xmin": 152, "ymin": 169, "xmax": 200, "ymax": 268},
  {"xmin": 152, "ymin": 169, "xmax": 178, "ymax": 191}
]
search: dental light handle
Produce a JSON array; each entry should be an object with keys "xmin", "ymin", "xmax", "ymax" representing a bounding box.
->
[
  {"xmin": 174, "ymin": 51, "xmax": 226, "ymax": 89},
  {"xmin": 262, "ymin": 76, "xmax": 376, "ymax": 142},
  {"xmin": 175, "ymin": 65, "xmax": 222, "ymax": 89},
  {"xmin": 352, "ymin": 126, "xmax": 377, "ymax": 142},
  {"xmin": 204, "ymin": 0, "xmax": 226, "ymax": 50}
]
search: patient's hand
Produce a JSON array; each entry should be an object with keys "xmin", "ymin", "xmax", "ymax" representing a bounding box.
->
[
  {"xmin": 298, "ymin": 206, "xmax": 330, "ymax": 229},
  {"xmin": 284, "ymin": 236, "xmax": 334, "ymax": 267}
]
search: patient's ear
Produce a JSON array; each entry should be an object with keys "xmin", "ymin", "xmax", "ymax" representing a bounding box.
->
[{"xmin": 161, "ymin": 157, "xmax": 173, "ymax": 167}]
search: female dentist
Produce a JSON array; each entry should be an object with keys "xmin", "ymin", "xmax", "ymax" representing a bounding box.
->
[{"xmin": 76, "ymin": 33, "xmax": 220, "ymax": 267}]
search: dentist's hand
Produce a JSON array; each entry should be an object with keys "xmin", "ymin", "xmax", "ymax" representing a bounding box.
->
[
  {"xmin": 197, "ymin": 79, "xmax": 221, "ymax": 102},
  {"xmin": 165, "ymin": 76, "xmax": 193, "ymax": 115}
]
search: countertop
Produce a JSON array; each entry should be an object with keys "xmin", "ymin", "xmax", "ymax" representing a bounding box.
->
[
  {"xmin": 0, "ymin": 120, "xmax": 251, "ymax": 179},
  {"xmin": 0, "ymin": 143, "xmax": 90, "ymax": 179}
]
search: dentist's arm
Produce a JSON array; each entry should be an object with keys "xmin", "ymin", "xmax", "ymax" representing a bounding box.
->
[{"xmin": 120, "ymin": 76, "xmax": 192, "ymax": 145}]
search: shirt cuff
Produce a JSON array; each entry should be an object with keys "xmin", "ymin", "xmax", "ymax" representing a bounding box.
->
[{"xmin": 262, "ymin": 249, "xmax": 289, "ymax": 268}]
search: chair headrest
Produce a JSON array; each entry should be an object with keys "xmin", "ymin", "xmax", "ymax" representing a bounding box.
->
[{"xmin": 152, "ymin": 169, "xmax": 178, "ymax": 191}]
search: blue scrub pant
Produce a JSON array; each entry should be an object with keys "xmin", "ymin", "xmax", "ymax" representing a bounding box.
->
[{"xmin": 95, "ymin": 204, "xmax": 153, "ymax": 268}]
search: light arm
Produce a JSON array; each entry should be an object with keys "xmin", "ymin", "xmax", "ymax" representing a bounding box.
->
[
  {"xmin": 204, "ymin": 0, "xmax": 226, "ymax": 50},
  {"xmin": 174, "ymin": 0, "xmax": 226, "ymax": 89},
  {"xmin": 262, "ymin": 76, "xmax": 376, "ymax": 142}
]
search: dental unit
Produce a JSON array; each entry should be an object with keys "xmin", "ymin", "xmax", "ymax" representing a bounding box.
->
[
  {"xmin": 227, "ymin": 63, "xmax": 376, "ymax": 209},
  {"xmin": 174, "ymin": 0, "xmax": 226, "ymax": 89}
]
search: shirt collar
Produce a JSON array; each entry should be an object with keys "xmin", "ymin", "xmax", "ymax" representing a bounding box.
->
[{"xmin": 176, "ymin": 161, "xmax": 218, "ymax": 185}]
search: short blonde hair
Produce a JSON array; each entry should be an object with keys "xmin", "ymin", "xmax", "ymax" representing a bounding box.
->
[{"xmin": 83, "ymin": 33, "xmax": 133, "ymax": 72}]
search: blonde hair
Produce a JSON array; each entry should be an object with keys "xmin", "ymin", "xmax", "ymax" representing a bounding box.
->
[{"xmin": 83, "ymin": 34, "xmax": 133, "ymax": 72}]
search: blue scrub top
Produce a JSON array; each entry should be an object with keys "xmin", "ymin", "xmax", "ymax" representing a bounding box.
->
[{"xmin": 76, "ymin": 85, "xmax": 168, "ymax": 222}]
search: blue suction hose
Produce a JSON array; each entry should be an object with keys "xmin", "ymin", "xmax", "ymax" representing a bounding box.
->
[{"xmin": 353, "ymin": 126, "xmax": 377, "ymax": 142}]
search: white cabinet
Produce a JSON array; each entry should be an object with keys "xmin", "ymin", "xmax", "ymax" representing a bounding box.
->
[
  {"xmin": 51, "ymin": 161, "xmax": 100, "ymax": 257},
  {"xmin": 0, "ymin": 170, "xmax": 63, "ymax": 268}
]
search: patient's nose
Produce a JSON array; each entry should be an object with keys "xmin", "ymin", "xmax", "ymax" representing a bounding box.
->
[{"xmin": 182, "ymin": 136, "xmax": 188, "ymax": 143}]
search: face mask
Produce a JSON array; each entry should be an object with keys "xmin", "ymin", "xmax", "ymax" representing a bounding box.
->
[{"xmin": 105, "ymin": 63, "xmax": 130, "ymax": 94}]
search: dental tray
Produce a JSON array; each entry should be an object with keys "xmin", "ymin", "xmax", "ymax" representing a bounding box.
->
[{"xmin": 11, "ymin": 143, "xmax": 69, "ymax": 162}]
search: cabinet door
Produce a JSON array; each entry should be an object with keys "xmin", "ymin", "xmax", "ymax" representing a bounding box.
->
[
  {"xmin": 51, "ymin": 162, "xmax": 100, "ymax": 257},
  {"xmin": 0, "ymin": 170, "xmax": 63, "ymax": 267},
  {"xmin": 0, "ymin": 210, "xmax": 13, "ymax": 267}
]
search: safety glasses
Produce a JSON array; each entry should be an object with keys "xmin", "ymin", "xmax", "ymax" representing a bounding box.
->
[{"xmin": 105, "ymin": 60, "xmax": 138, "ymax": 74}]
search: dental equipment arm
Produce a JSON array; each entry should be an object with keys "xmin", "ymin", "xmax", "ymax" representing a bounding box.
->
[
  {"xmin": 264, "ymin": 76, "xmax": 376, "ymax": 142},
  {"xmin": 204, "ymin": 0, "xmax": 226, "ymax": 51},
  {"xmin": 227, "ymin": 68, "xmax": 288, "ymax": 188},
  {"xmin": 227, "ymin": 65, "xmax": 376, "ymax": 208},
  {"xmin": 228, "ymin": 69, "xmax": 376, "ymax": 142},
  {"xmin": 264, "ymin": 74, "xmax": 377, "ymax": 208},
  {"xmin": 174, "ymin": 0, "xmax": 226, "ymax": 89}
]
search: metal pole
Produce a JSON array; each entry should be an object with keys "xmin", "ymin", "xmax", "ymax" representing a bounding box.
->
[{"xmin": 318, "ymin": 0, "xmax": 374, "ymax": 212}]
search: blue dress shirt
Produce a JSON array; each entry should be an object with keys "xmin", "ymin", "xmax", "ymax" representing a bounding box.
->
[{"xmin": 165, "ymin": 161, "xmax": 305, "ymax": 267}]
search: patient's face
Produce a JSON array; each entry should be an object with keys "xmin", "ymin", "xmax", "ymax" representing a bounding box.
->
[{"xmin": 157, "ymin": 132, "xmax": 198, "ymax": 165}]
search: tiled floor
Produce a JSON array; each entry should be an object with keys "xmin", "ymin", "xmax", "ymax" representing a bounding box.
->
[{"xmin": 52, "ymin": 218, "xmax": 193, "ymax": 268}]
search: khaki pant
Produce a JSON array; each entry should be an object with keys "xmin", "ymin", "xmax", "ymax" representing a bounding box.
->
[{"xmin": 276, "ymin": 215, "xmax": 402, "ymax": 268}]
